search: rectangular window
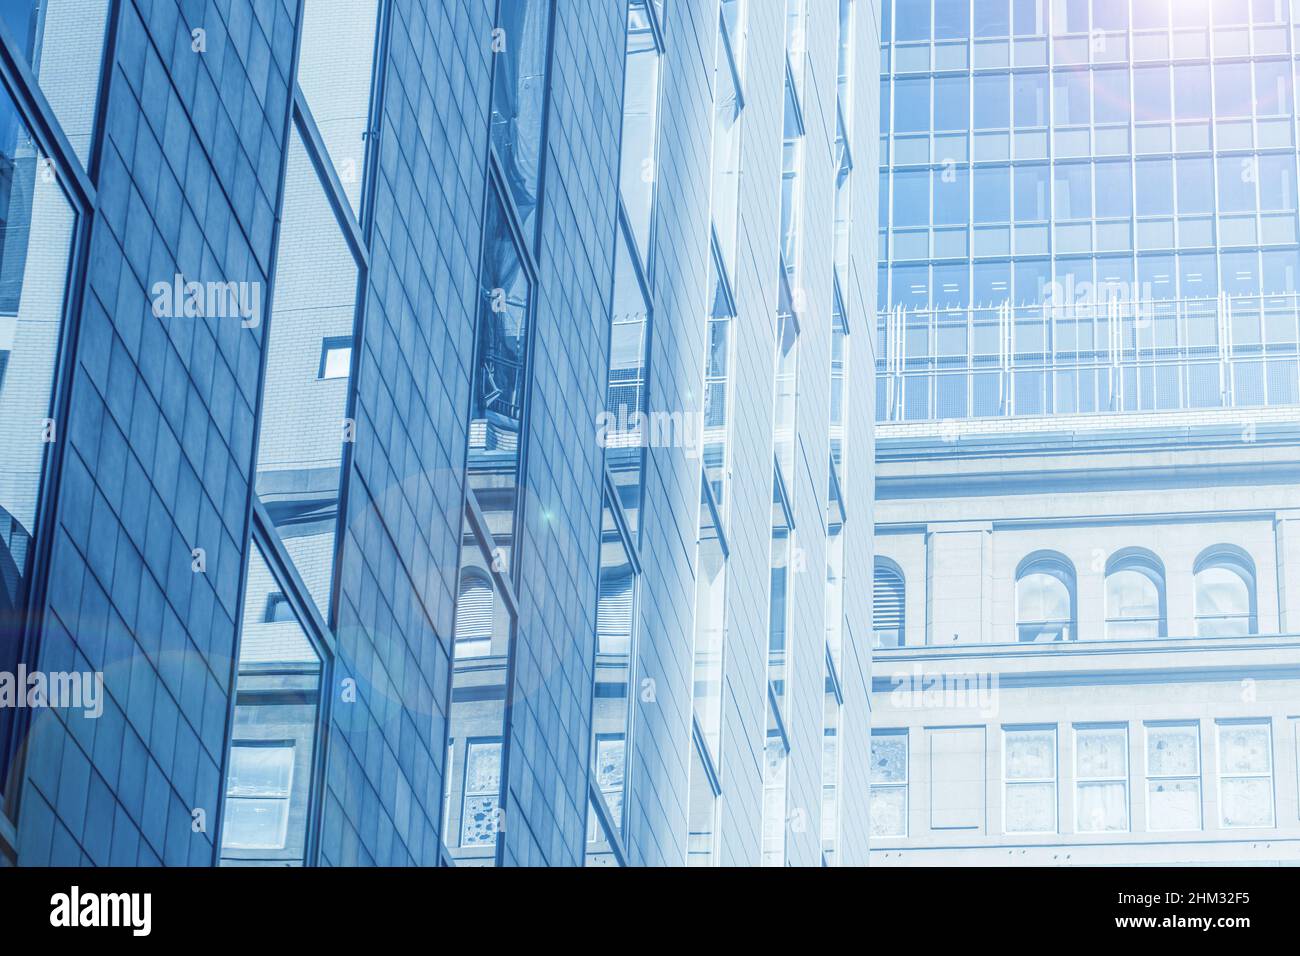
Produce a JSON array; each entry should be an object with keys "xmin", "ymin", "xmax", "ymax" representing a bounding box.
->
[
  {"xmin": 692, "ymin": 486, "xmax": 726, "ymax": 761},
  {"xmin": 1217, "ymin": 720, "xmax": 1275, "ymax": 828},
  {"xmin": 443, "ymin": 502, "xmax": 520, "ymax": 863},
  {"xmin": 296, "ymin": 0, "xmax": 382, "ymax": 211},
  {"xmin": 702, "ymin": 253, "xmax": 735, "ymax": 509},
  {"xmin": 1075, "ymin": 725, "xmax": 1129, "ymax": 832},
  {"xmin": 460, "ymin": 739, "xmax": 504, "ymax": 848},
  {"xmin": 254, "ymin": 126, "xmax": 361, "ymax": 618},
  {"xmin": 768, "ymin": 482, "xmax": 792, "ymax": 718},
  {"xmin": 619, "ymin": 0, "xmax": 663, "ymax": 261},
  {"xmin": 318, "ymin": 337, "xmax": 353, "ymax": 379},
  {"xmin": 712, "ymin": 5, "xmax": 744, "ymax": 277},
  {"xmin": 780, "ymin": 75, "xmax": 805, "ymax": 278},
  {"xmin": 1004, "ymin": 726, "xmax": 1057, "ymax": 833},
  {"xmin": 222, "ymin": 743, "xmax": 295, "ymax": 851},
  {"xmin": 490, "ymin": 0, "xmax": 554, "ymax": 241},
  {"xmin": 870, "ymin": 730, "xmax": 908, "ymax": 837},
  {"xmin": 585, "ymin": 492, "xmax": 637, "ymax": 861},
  {"xmin": 605, "ymin": 217, "xmax": 651, "ymax": 537},
  {"xmin": 1146, "ymin": 722, "xmax": 1202, "ymax": 831}
]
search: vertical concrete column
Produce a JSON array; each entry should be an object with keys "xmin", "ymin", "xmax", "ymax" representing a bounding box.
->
[
  {"xmin": 926, "ymin": 522, "xmax": 994, "ymax": 644},
  {"xmin": 1275, "ymin": 511, "xmax": 1300, "ymax": 633}
]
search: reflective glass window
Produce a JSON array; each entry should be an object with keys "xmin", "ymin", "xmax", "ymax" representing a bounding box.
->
[
  {"xmin": 255, "ymin": 128, "xmax": 360, "ymax": 618},
  {"xmin": 297, "ymin": 0, "xmax": 381, "ymax": 211},
  {"xmin": 2, "ymin": 0, "xmax": 110, "ymax": 161},
  {"xmin": 619, "ymin": 1, "xmax": 662, "ymax": 261},
  {"xmin": 219, "ymin": 542, "xmax": 323, "ymax": 865},
  {"xmin": 491, "ymin": 0, "xmax": 554, "ymax": 239}
]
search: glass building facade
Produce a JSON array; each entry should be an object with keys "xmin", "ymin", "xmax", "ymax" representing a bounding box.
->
[
  {"xmin": 878, "ymin": 0, "xmax": 1300, "ymax": 423},
  {"xmin": 0, "ymin": 0, "xmax": 878, "ymax": 869}
]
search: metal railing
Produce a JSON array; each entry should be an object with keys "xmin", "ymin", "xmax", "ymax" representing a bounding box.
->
[{"xmin": 877, "ymin": 293, "xmax": 1300, "ymax": 422}]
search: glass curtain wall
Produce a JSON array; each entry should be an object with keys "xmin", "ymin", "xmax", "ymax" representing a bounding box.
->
[
  {"xmin": 585, "ymin": 0, "xmax": 665, "ymax": 867},
  {"xmin": 876, "ymin": 0, "xmax": 1300, "ymax": 423},
  {"xmin": 218, "ymin": 1, "xmax": 384, "ymax": 865},
  {"xmin": 687, "ymin": 0, "xmax": 747, "ymax": 868},
  {"xmin": 441, "ymin": 0, "xmax": 554, "ymax": 867}
]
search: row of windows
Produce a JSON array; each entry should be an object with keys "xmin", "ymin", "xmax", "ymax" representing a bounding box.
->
[
  {"xmin": 886, "ymin": 158, "xmax": 1299, "ymax": 230},
  {"xmin": 873, "ymin": 546, "xmax": 1259, "ymax": 646},
  {"xmin": 886, "ymin": 62, "xmax": 1300, "ymax": 137},
  {"xmin": 883, "ymin": 0, "xmax": 1300, "ymax": 45},
  {"xmin": 883, "ymin": 252, "xmax": 1300, "ymax": 309},
  {"xmin": 871, "ymin": 719, "xmax": 1283, "ymax": 837}
]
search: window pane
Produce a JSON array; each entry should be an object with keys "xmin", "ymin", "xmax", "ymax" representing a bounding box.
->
[
  {"xmin": 297, "ymin": 0, "xmax": 381, "ymax": 211},
  {"xmin": 1006, "ymin": 729, "xmax": 1055, "ymax": 779},
  {"xmin": 605, "ymin": 225, "xmax": 649, "ymax": 536},
  {"xmin": 1220, "ymin": 777, "xmax": 1272, "ymax": 827},
  {"xmin": 1107, "ymin": 569, "xmax": 1159, "ymax": 619},
  {"xmin": 822, "ymin": 685, "xmax": 841, "ymax": 861},
  {"xmin": 443, "ymin": 519, "xmax": 516, "ymax": 864},
  {"xmin": 1149, "ymin": 725, "xmax": 1199, "ymax": 776},
  {"xmin": 469, "ymin": 187, "xmax": 533, "ymax": 562},
  {"xmin": 1005, "ymin": 782, "xmax": 1055, "ymax": 831},
  {"xmin": 870, "ymin": 732, "xmax": 907, "ymax": 837},
  {"xmin": 761, "ymin": 732, "xmax": 788, "ymax": 865},
  {"xmin": 3, "ymin": 0, "xmax": 110, "ymax": 161},
  {"xmin": 220, "ymin": 542, "xmax": 322, "ymax": 865},
  {"xmin": 1219, "ymin": 723, "xmax": 1270, "ymax": 774},
  {"xmin": 871, "ymin": 732, "xmax": 907, "ymax": 783},
  {"xmin": 492, "ymin": 0, "xmax": 553, "ymax": 238},
  {"xmin": 255, "ymin": 128, "xmax": 359, "ymax": 618},
  {"xmin": 1149, "ymin": 780, "xmax": 1201, "ymax": 831},
  {"xmin": 711, "ymin": 34, "xmax": 742, "ymax": 276},
  {"xmin": 870, "ymin": 786, "xmax": 907, "ymax": 837},
  {"xmin": 619, "ymin": 1, "xmax": 661, "ymax": 259},
  {"xmin": 588, "ymin": 495, "xmax": 636, "ymax": 849},
  {"xmin": 1077, "ymin": 782, "xmax": 1127, "ymax": 830},
  {"xmin": 1196, "ymin": 565, "xmax": 1250, "ymax": 615},
  {"xmin": 974, "ymin": 166, "xmax": 1011, "ymax": 223},
  {"xmin": 1017, "ymin": 571, "xmax": 1070, "ymax": 622},
  {"xmin": 692, "ymin": 504, "xmax": 726, "ymax": 759},
  {"xmin": 1093, "ymin": 160, "xmax": 1131, "ymax": 218}
]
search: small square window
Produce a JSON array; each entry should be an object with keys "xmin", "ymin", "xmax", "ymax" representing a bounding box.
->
[
  {"xmin": 319, "ymin": 337, "xmax": 353, "ymax": 380},
  {"xmin": 263, "ymin": 593, "xmax": 296, "ymax": 624}
]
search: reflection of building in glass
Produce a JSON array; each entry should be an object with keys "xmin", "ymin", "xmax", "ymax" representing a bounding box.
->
[
  {"xmin": 873, "ymin": 0, "xmax": 1300, "ymax": 866},
  {"xmin": 1, "ymin": 0, "xmax": 878, "ymax": 869}
]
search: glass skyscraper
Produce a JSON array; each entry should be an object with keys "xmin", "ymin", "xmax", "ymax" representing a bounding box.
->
[
  {"xmin": 879, "ymin": 0, "xmax": 1300, "ymax": 423},
  {"xmin": 0, "ymin": 0, "xmax": 879, "ymax": 870}
]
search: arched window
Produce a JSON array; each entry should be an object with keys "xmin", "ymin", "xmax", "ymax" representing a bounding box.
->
[
  {"xmin": 1194, "ymin": 548, "xmax": 1257, "ymax": 637},
  {"xmin": 873, "ymin": 560, "xmax": 905, "ymax": 648},
  {"xmin": 454, "ymin": 569, "xmax": 494, "ymax": 658},
  {"xmin": 1105, "ymin": 550, "xmax": 1166, "ymax": 640},
  {"xmin": 1016, "ymin": 553, "xmax": 1075, "ymax": 642}
]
